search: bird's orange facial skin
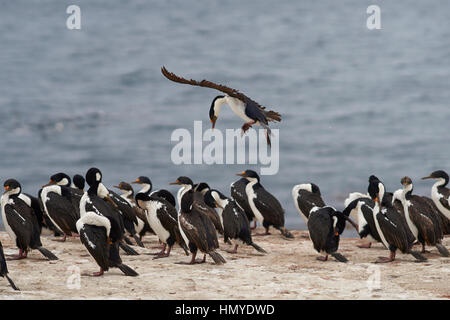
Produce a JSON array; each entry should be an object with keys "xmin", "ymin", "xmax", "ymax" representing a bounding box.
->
[
  {"xmin": 169, "ymin": 179, "xmax": 181, "ymax": 185},
  {"xmin": 4, "ymin": 186, "xmax": 9, "ymax": 190}
]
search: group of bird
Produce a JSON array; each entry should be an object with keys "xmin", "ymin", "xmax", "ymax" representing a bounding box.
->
[
  {"xmin": 292, "ymin": 170, "xmax": 450, "ymax": 263},
  {"xmin": 0, "ymin": 168, "xmax": 297, "ymax": 290},
  {"xmin": 1, "ymin": 166, "xmax": 450, "ymax": 291}
]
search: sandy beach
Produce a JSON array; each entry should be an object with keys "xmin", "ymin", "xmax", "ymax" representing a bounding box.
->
[{"xmin": 0, "ymin": 230, "xmax": 448, "ymax": 300}]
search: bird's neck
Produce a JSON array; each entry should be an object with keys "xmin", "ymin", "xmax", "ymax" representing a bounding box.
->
[
  {"xmin": 139, "ymin": 184, "xmax": 152, "ymax": 195},
  {"xmin": 402, "ymin": 183, "xmax": 413, "ymax": 199}
]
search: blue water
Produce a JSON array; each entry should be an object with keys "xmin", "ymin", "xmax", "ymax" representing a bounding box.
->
[{"xmin": 1, "ymin": 1, "xmax": 449, "ymax": 234}]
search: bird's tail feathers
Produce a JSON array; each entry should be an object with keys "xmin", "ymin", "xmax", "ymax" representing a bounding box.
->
[
  {"xmin": 409, "ymin": 250, "xmax": 428, "ymax": 261},
  {"xmin": 37, "ymin": 247, "xmax": 58, "ymax": 260},
  {"xmin": 266, "ymin": 110, "xmax": 281, "ymax": 122},
  {"xmin": 5, "ymin": 275, "xmax": 20, "ymax": 291},
  {"xmin": 250, "ymin": 242, "xmax": 267, "ymax": 254},
  {"xmin": 116, "ymin": 263, "xmax": 139, "ymax": 277},
  {"xmin": 331, "ymin": 252, "xmax": 348, "ymax": 263},
  {"xmin": 132, "ymin": 234, "xmax": 145, "ymax": 248},
  {"xmin": 208, "ymin": 251, "xmax": 226, "ymax": 265},
  {"xmin": 119, "ymin": 241, "xmax": 140, "ymax": 255},
  {"xmin": 436, "ymin": 243, "xmax": 450, "ymax": 257}
]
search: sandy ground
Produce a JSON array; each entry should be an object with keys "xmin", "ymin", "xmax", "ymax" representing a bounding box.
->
[{"xmin": 0, "ymin": 229, "xmax": 449, "ymax": 300}]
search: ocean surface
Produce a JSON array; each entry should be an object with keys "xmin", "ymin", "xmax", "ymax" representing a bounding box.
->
[{"xmin": 1, "ymin": 1, "xmax": 449, "ymax": 235}]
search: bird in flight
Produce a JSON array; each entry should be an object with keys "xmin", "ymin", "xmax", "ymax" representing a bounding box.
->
[{"xmin": 161, "ymin": 66, "xmax": 281, "ymax": 146}]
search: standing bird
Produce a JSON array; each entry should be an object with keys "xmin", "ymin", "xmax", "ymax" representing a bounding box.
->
[
  {"xmin": 307, "ymin": 206, "xmax": 353, "ymax": 262},
  {"xmin": 170, "ymin": 177, "xmax": 226, "ymax": 265},
  {"xmin": 0, "ymin": 240, "xmax": 19, "ymax": 290},
  {"xmin": 367, "ymin": 177, "xmax": 426, "ymax": 263},
  {"xmin": 76, "ymin": 168, "xmax": 138, "ymax": 277},
  {"xmin": 398, "ymin": 177, "xmax": 448, "ymax": 256},
  {"xmin": 236, "ymin": 170, "xmax": 293, "ymax": 238},
  {"xmin": 161, "ymin": 66, "xmax": 281, "ymax": 146},
  {"xmin": 1, "ymin": 179, "xmax": 58, "ymax": 261},
  {"xmin": 292, "ymin": 183, "xmax": 325, "ymax": 223},
  {"xmin": 40, "ymin": 172, "xmax": 81, "ymax": 241},
  {"xmin": 422, "ymin": 170, "xmax": 450, "ymax": 235},
  {"xmin": 135, "ymin": 192, "xmax": 189, "ymax": 258},
  {"xmin": 343, "ymin": 194, "xmax": 379, "ymax": 248},
  {"xmin": 132, "ymin": 176, "xmax": 176, "ymax": 208},
  {"xmin": 231, "ymin": 178, "xmax": 256, "ymax": 229},
  {"xmin": 205, "ymin": 189, "xmax": 266, "ymax": 254}
]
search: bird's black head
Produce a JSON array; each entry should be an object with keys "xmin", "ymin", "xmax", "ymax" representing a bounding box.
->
[
  {"xmin": 86, "ymin": 168, "xmax": 102, "ymax": 187},
  {"xmin": 236, "ymin": 170, "xmax": 260, "ymax": 182},
  {"xmin": 73, "ymin": 174, "xmax": 85, "ymax": 190},
  {"xmin": 310, "ymin": 183, "xmax": 321, "ymax": 195},
  {"xmin": 3, "ymin": 179, "xmax": 21, "ymax": 195},
  {"xmin": 422, "ymin": 170, "xmax": 449, "ymax": 185},
  {"xmin": 368, "ymin": 175, "xmax": 380, "ymax": 183},
  {"xmin": 114, "ymin": 181, "xmax": 134, "ymax": 194},
  {"xmin": 401, "ymin": 176, "xmax": 413, "ymax": 187},
  {"xmin": 170, "ymin": 176, "xmax": 194, "ymax": 187},
  {"xmin": 46, "ymin": 172, "xmax": 71, "ymax": 187},
  {"xmin": 194, "ymin": 182, "xmax": 210, "ymax": 194},
  {"xmin": 133, "ymin": 176, "xmax": 152, "ymax": 186},
  {"xmin": 209, "ymin": 95, "xmax": 225, "ymax": 129}
]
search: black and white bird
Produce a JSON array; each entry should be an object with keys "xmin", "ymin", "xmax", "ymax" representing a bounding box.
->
[
  {"xmin": 230, "ymin": 178, "xmax": 256, "ymax": 229},
  {"xmin": 135, "ymin": 192, "xmax": 189, "ymax": 258},
  {"xmin": 76, "ymin": 168, "xmax": 138, "ymax": 277},
  {"xmin": 205, "ymin": 189, "xmax": 266, "ymax": 254},
  {"xmin": 235, "ymin": 170, "xmax": 293, "ymax": 238},
  {"xmin": 0, "ymin": 240, "xmax": 20, "ymax": 290},
  {"xmin": 292, "ymin": 183, "xmax": 325, "ymax": 223},
  {"xmin": 398, "ymin": 177, "xmax": 448, "ymax": 257},
  {"xmin": 170, "ymin": 177, "xmax": 226, "ymax": 265},
  {"xmin": 40, "ymin": 172, "xmax": 82, "ymax": 241},
  {"xmin": 161, "ymin": 66, "xmax": 281, "ymax": 146},
  {"xmin": 422, "ymin": 170, "xmax": 450, "ymax": 235},
  {"xmin": 343, "ymin": 193, "xmax": 379, "ymax": 248},
  {"xmin": 366, "ymin": 177, "xmax": 426, "ymax": 263},
  {"xmin": 132, "ymin": 176, "xmax": 176, "ymax": 208},
  {"xmin": 307, "ymin": 206, "xmax": 353, "ymax": 262},
  {"xmin": 1, "ymin": 179, "xmax": 58, "ymax": 261},
  {"xmin": 113, "ymin": 182, "xmax": 152, "ymax": 241}
]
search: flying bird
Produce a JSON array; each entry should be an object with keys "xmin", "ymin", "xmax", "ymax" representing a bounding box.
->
[{"xmin": 161, "ymin": 66, "xmax": 281, "ymax": 146}]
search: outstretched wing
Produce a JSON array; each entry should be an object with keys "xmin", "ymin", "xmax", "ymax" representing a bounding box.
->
[{"xmin": 162, "ymin": 66, "xmax": 248, "ymax": 101}]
